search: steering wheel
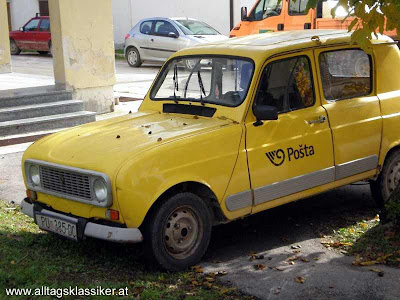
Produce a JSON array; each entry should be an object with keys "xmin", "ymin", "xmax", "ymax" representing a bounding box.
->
[{"xmin": 264, "ymin": 10, "xmax": 279, "ymax": 17}]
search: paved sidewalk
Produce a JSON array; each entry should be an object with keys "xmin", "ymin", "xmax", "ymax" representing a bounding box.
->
[{"xmin": 2, "ymin": 54, "xmax": 161, "ymax": 100}]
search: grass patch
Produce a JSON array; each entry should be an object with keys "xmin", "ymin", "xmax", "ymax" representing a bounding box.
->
[
  {"xmin": 115, "ymin": 49, "xmax": 125, "ymax": 60},
  {"xmin": 0, "ymin": 201, "xmax": 252, "ymax": 299},
  {"xmin": 319, "ymin": 213, "xmax": 400, "ymax": 267}
]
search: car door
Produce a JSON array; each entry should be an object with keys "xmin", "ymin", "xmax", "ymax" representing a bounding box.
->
[
  {"xmin": 148, "ymin": 20, "xmax": 181, "ymax": 60},
  {"xmin": 19, "ymin": 18, "xmax": 40, "ymax": 50},
  {"xmin": 314, "ymin": 47, "xmax": 382, "ymax": 180},
  {"xmin": 245, "ymin": 51, "xmax": 335, "ymax": 213},
  {"xmin": 284, "ymin": 0, "xmax": 315, "ymax": 30},
  {"xmin": 36, "ymin": 18, "xmax": 51, "ymax": 51},
  {"xmin": 136, "ymin": 20, "xmax": 154, "ymax": 60}
]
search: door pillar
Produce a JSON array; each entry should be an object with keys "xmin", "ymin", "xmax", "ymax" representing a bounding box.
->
[{"xmin": 48, "ymin": 0, "xmax": 116, "ymax": 113}]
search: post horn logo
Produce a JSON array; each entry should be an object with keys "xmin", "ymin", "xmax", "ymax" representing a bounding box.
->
[{"xmin": 265, "ymin": 149, "xmax": 285, "ymax": 166}]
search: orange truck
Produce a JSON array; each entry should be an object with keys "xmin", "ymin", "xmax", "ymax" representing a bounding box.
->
[{"xmin": 230, "ymin": 0, "xmax": 397, "ymax": 40}]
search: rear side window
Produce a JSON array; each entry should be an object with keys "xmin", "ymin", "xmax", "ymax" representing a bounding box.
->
[
  {"xmin": 140, "ymin": 21, "xmax": 153, "ymax": 35},
  {"xmin": 254, "ymin": 56, "xmax": 315, "ymax": 113},
  {"xmin": 39, "ymin": 19, "xmax": 50, "ymax": 32},
  {"xmin": 289, "ymin": 0, "xmax": 309, "ymax": 15},
  {"xmin": 319, "ymin": 49, "xmax": 372, "ymax": 101}
]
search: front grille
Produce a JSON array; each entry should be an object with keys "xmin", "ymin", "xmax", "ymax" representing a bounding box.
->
[{"xmin": 40, "ymin": 166, "xmax": 92, "ymax": 200}]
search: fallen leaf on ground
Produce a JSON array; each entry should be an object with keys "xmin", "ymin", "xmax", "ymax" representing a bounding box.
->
[
  {"xmin": 274, "ymin": 267, "xmax": 284, "ymax": 271},
  {"xmin": 288, "ymin": 256, "xmax": 298, "ymax": 261},
  {"xmin": 254, "ymin": 264, "xmax": 267, "ymax": 270},
  {"xmin": 215, "ymin": 271, "xmax": 228, "ymax": 276},
  {"xmin": 205, "ymin": 277, "xmax": 216, "ymax": 282},
  {"xmin": 296, "ymin": 277, "xmax": 306, "ymax": 284},
  {"xmin": 301, "ymin": 258, "xmax": 310, "ymax": 262},
  {"xmin": 377, "ymin": 254, "xmax": 393, "ymax": 262},
  {"xmin": 289, "ymin": 261, "xmax": 295, "ymax": 265},
  {"xmin": 191, "ymin": 265, "xmax": 204, "ymax": 273},
  {"xmin": 359, "ymin": 261, "xmax": 378, "ymax": 266},
  {"xmin": 369, "ymin": 268, "xmax": 382, "ymax": 273}
]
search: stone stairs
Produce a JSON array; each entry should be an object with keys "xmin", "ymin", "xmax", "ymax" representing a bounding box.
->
[{"xmin": 0, "ymin": 85, "xmax": 96, "ymax": 143}]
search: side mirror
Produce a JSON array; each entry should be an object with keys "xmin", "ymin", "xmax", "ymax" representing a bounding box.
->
[
  {"xmin": 241, "ymin": 7, "xmax": 248, "ymax": 21},
  {"xmin": 19, "ymin": 27, "xmax": 24, "ymax": 32},
  {"xmin": 168, "ymin": 32, "xmax": 178, "ymax": 38},
  {"xmin": 253, "ymin": 105, "xmax": 278, "ymax": 126}
]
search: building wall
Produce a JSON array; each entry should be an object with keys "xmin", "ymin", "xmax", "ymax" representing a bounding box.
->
[
  {"xmin": 7, "ymin": 0, "xmax": 260, "ymax": 48},
  {"xmin": 113, "ymin": 0, "xmax": 249, "ymax": 48},
  {"xmin": 112, "ymin": 0, "xmax": 132, "ymax": 49},
  {"xmin": 9, "ymin": 0, "xmax": 39, "ymax": 30}
]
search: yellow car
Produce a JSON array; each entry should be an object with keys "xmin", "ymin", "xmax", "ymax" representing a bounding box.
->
[{"xmin": 21, "ymin": 30, "xmax": 400, "ymax": 271}]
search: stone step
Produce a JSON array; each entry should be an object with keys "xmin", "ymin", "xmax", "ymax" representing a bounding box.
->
[
  {"xmin": 0, "ymin": 111, "xmax": 96, "ymax": 137},
  {"xmin": 0, "ymin": 100, "xmax": 85, "ymax": 122},
  {"xmin": 0, "ymin": 85, "xmax": 72, "ymax": 108}
]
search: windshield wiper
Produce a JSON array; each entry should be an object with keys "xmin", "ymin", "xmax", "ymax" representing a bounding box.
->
[
  {"xmin": 197, "ymin": 70, "xmax": 207, "ymax": 106},
  {"xmin": 173, "ymin": 64, "xmax": 179, "ymax": 102}
]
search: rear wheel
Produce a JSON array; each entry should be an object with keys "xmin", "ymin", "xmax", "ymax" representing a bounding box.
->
[
  {"xmin": 126, "ymin": 47, "xmax": 142, "ymax": 67},
  {"xmin": 10, "ymin": 40, "xmax": 21, "ymax": 55},
  {"xmin": 370, "ymin": 150, "xmax": 400, "ymax": 207},
  {"xmin": 144, "ymin": 192, "xmax": 212, "ymax": 271}
]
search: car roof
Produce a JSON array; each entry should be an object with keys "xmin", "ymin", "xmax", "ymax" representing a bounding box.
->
[
  {"xmin": 138, "ymin": 17, "xmax": 198, "ymax": 22},
  {"xmin": 174, "ymin": 30, "xmax": 394, "ymax": 61}
]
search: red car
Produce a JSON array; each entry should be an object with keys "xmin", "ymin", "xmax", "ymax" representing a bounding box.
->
[{"xmin": 9, "ymin": 15, "xmax": 52, "ymax": 55}]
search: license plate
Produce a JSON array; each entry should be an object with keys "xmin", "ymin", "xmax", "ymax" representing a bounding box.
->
[{"xmin": 36, "ymin": 214, "xmax": 78, "ymax": 241}]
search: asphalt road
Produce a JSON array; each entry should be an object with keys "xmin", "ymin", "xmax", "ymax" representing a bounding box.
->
[{"xmin": 203, "ymin": 187, "xmax": 400, "ymax": 300}]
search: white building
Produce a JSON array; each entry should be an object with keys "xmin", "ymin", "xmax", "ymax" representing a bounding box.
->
[{"xmin": 6, "ymin": 0, "xmax": 255, "ymax": 48}]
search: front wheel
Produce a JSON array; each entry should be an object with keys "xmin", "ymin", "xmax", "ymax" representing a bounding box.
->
[
  {"xmin": 126, "ymin": 47, "xmax": 142, "ymax": 67},
  {"xmin": 10, "ymin": 40, "xmax": 21, "ymax": 55},
  {"xmin": 144, "ymin": 192, "xmax": 212, "ymax": 271},
  {"xmin": 370, "ymin": 150, "xmax": 400, "ymax": 207}
]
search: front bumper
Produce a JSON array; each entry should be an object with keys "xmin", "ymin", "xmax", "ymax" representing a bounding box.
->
[{"xmin": 20, "ymin": 199, "xmax": 143, "ymax": 244}]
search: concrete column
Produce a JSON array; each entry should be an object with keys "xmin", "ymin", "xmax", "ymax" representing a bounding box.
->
[
  {"xmin": 0, "ymin": 0, "xmax": 11, "ymax": 74},
  {"xmin": 49, "ymin": 0, "xmax": 116, "ymax": 113}
]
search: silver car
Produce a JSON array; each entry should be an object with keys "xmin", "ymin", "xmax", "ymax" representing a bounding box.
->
[{"xmin": 124, "ymin": 17, "xmax": 228, "ymax": 68}]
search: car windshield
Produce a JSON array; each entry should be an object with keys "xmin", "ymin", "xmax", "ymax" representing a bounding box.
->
[
  {"xmin": 174, "ymin": 20, "xmax": 220, "ymax": 35},
  {"xmin": 150, "ymin": 57, "xmax": 254, "ymax": 107}
]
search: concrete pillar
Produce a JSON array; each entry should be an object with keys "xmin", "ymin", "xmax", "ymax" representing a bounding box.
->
[
  {"xmin": 0, "ymin": 0, "xmax": 11, "ymax": 74},
  {"xmin": 49, "ymin": 0, "xmax": 116, "ymax": 113}
]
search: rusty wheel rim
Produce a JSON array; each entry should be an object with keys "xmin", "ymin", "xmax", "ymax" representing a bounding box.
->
[{"xmin": 163, "ymin": 206, "xmax": 203, "ymax": 260}]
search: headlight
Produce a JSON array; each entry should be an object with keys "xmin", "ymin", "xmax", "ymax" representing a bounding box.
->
[
  {"xmin": 30, "ymin": 165, "xmax": 41, "ymax": 186},
  {"xmin": 93, "ymin": 178, "xmax": 107, "ymax": 202}
]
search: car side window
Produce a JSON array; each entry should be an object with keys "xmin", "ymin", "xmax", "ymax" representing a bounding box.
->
[
  {"xmin": 154, "ymin": 21, "xmax": 179, "ymax": 37},
  {"xmin": 289, "ymin": 0, "xmax": 309, "ymax": 15},
  {"xmin": 24, "ymin": 19, "xmax": 40, "ymax": 31},
  {"xmin": 319, "ymin": 49, "xmax": 372, "ymax": 101},
  {"xmin": 140, "ymin": 21, "xmax": 153, "ymax": 35},
  {"xmin": 254, "ymin": 56, "xmax": 315, "ymax": 113},
  {"xmin": 39, "ymin": 19, "xmax": 50, "ymax": 32}
]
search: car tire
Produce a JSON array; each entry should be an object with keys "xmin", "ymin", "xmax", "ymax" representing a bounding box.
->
[
  {"xmin": 143, "ymin": 192, "xmax": 212, "ymax": 271},
  {"xmin": 126, "ymin": 47, "xmax": 142, "ymax": 67},
  {"xmin": 370, "ymin": 149, "xmax": 400, "ymax": 207},
  {"xmin": 10, "ymin": 39, "xmax": 21, "ymax": 55},
  {"xmin": 38, "ymin": 51, "xmax": 48, "ymax": 55}
]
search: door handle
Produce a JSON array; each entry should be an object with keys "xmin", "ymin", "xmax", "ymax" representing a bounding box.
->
[
  {"xmin": 150, "ymin": 38, "xmax": 154, "ymax": 42},
  {"xmin": 307, "ymin": 115, "xmax": 326, "ymax": 125},
  {"xmin": 277, "ymin": 24, "xmax": 284, "ymax": 31}
]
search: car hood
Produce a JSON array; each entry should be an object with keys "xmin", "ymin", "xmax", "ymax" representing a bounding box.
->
[
  {"xmin": 24, "ymin": 110, "xmax": 232, "ymax": 176},
  {"xmin": 187, "ymin": 35, "xmax": 229, "ymax": 44}
]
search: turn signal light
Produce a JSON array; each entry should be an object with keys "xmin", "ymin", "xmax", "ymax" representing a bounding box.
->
[
  {"xmin": 106, "ymin": 209, "xmax": 119, "ymax": 221},
  {"xmin": 125, "ymin": 34, "xmax": 130, "ymax": 40},
  {"xmin": 26, "ymin": 189, "xmax": 37, "ymax": 200}
]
